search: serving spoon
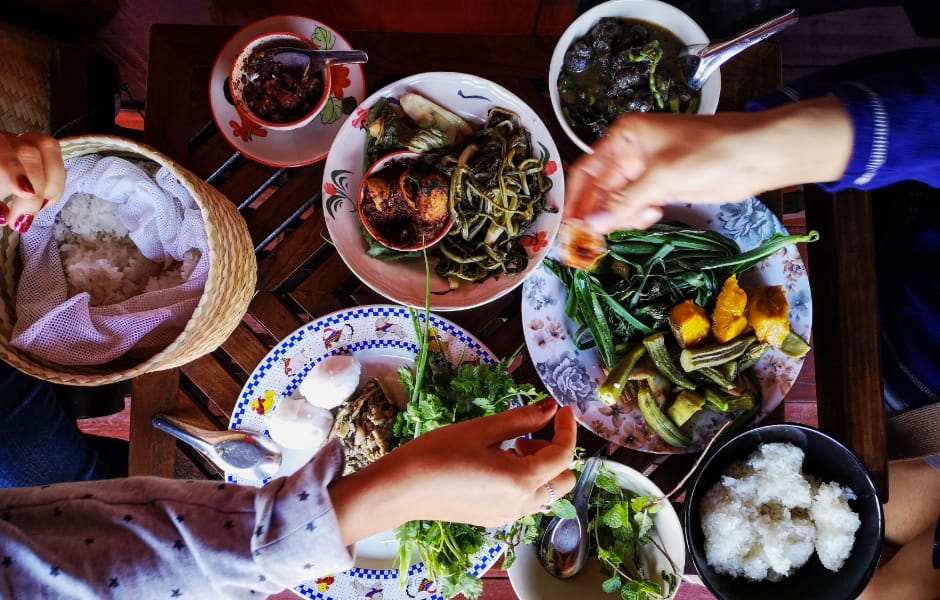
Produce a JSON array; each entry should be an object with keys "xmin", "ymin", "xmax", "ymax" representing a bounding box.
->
[
  {"xmin": 537, "ymin": 456, "xmax": 602, "ymax": 579},
  {"xmin": 268, "ymin": 48, "xmax": 368, "ymax": 76},
  {"xmin": 152, "ymin": 413, "xmax": 283, "ymax": 480},
  {"xmin": 680, "ymin": 9, "xmax": 799, "ymax": 90}
]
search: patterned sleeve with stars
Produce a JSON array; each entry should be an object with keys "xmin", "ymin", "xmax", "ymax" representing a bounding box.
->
[{"xmin": 0, "ymin": 438, "xmax": 354, "ymax": 599}]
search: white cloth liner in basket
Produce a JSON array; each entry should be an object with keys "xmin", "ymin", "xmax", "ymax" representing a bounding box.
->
[{"xmin": 11, "ymin": 155, "xmax": 209, "ymax": 365}]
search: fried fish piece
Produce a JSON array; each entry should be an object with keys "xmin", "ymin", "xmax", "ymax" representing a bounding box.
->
[{"xmin": 558, "ymin": 220, "xmax": 607, "ymax": 271}]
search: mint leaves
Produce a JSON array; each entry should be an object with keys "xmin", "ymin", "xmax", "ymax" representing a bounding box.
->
[{"xmin": 543, "ymin": 464, "xmax": 680, "ymax": 600}]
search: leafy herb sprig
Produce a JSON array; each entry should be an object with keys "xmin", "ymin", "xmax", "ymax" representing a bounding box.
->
[
  {"xmin": 544, "ymin": 464, "xmax": 681, "ymax": 600},
  {"xmin": 392, "ymin": 252, "xmax": 549, "ymax": 598}
]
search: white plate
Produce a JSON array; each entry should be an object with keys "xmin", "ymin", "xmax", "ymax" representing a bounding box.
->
[
  {"xmin": 230, "ymin": 304, "xmax": 505, "ymax": 600},
  {"xmin": 508, "ymin": 459, "xmax": 685, "ymax": 599},
  {"xmin": 209, "ymin": 16, "xmax": 366, "ymax": 167},
  {"xmin": 321, "ymin": 71, "xmax": 565, "ymax": 311},
  {"xmin": 521, "ymin": 199, "xmax": 813, "ymax": 453}
]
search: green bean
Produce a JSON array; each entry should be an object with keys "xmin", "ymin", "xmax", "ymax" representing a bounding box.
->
[
  {"xmin": 698, "ymin": 231, "xmax": 820, "ymax": 272},
  {"xmin": 548, "ymin": 222, "xmax": 818, "ymax": 373}
]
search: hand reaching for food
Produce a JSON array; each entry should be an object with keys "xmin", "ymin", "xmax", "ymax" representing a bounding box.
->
[
  {"xmin": 559, "ymin": 96, "xmax": 853, "ymax": 268},
  {"xmin": 0, "ymin": 131, "xmax": 64, "ymax": 234},
  {"xmin": 328, "ymin": 398, "xmax": 577, "ymax": 545}
]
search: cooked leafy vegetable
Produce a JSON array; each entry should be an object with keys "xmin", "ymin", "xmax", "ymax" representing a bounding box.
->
[
  {"xmin": 558, "ymin": 17, "xmax": 701, "ymax": 144},
  {"xmin": 432, "ymin": 107, "xmax": 554, "ymax": 287},
  {"xmin": 540, "ymin": 463, "xmax": 680, "ymax": 600},
  {"xmin": 362, "ymin": 96, "xmax": 555, "ymax": 288}
]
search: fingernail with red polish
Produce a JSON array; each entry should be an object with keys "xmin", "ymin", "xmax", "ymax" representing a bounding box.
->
[
  {"xmin": 40, "ymin": 198, "xmax": 49, "ymax": 210},
  {"xmin": 13, "ymin": 213, "xmax": 33, "ymax": 234},
  {"xmin": 16, "ymin": 176, "xmax": 34, "ymax": 195},
  {"xmin": 0, "ymin": 204, "xmax": 8, "ymax": 226}
]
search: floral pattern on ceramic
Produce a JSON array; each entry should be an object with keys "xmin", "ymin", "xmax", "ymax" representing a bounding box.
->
[
  {"xmin": 322, "ymin": 72, "xmax": 565, "ymax": 311},
  {"xmin": 230, "ymin": 305, "xmax": 505, "ymax": 600},
  {"xmin": 522, "ymin": 200, "xmax": 813, "ymax": 453},
  {"xmin": 208, "ymin": 16, "xmax": 366, "ymax": 167}
]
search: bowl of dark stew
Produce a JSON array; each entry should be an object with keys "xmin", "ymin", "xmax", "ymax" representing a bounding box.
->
[
  {"xmin": 550, "ymin": 0, "xmax": 720, "ymax": 153},
  {"xmin": 230, "ymin": 31, "xmax": 332, "ymax": 131}
]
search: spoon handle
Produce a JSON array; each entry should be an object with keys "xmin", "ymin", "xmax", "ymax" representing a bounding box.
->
[
  {"xmin": 317, "ymin": 50, "xmax": 368, "ymax": 65},
  {"xmin": 152, "ymin": 413, "xmax": 219, "ymax": 459},
  {"xmin": 571, "ymin": 457, "xmax": 603, "ymax": 510},
  {"xmin": 699, "ymin": 9, "xmax": 798, "ymax": 61}
]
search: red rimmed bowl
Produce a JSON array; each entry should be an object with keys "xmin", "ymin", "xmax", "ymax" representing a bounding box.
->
[
  {"xmin": 357, "ymin": 150, "xmax": 454, "ymax": 252},
  {"xmin": 229, "ymin": 31, "xmax": 332, "ymax": 132}
]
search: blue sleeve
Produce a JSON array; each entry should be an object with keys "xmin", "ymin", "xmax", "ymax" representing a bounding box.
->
[{"xmin": 747, "ymin": 48, "xmax": 940, "ymax": 191}]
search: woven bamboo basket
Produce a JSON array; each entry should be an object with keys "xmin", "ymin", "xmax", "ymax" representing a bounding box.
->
[{"xmin": 0, "ymin": 135, "xmax": 257, "ymax": 385}]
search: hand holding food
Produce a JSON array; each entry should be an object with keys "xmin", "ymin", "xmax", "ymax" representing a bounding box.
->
[
  {"xmin": 560, "ymin": 96, "xmax": 852, "ymax": 268},
  {"xmin": 0, "ymin": 131, "xmax": 64, "ymax": 233}
]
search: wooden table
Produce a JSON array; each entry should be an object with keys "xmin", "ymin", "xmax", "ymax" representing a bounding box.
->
[{"xmin": 137, "ymin": 23, "xmax": 885, "ymax": 598}]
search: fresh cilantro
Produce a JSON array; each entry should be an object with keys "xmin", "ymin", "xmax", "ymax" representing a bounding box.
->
[{"xmin": 391, "ymin": 290, "xmax": 547, "ymax": 598}]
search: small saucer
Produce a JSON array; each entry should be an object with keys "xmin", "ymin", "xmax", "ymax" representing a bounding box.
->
[{"xmin": 209, "ymin": 16, "xmax": 366, "ymax": 167}]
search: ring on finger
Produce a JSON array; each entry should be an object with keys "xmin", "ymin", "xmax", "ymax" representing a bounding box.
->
[{"xmin": 539, "ymin": 482, "xmax": 557, "ymax": 513}]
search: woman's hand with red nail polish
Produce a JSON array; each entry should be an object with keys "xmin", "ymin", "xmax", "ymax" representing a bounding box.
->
[{"xmin": 0, "ymin": 131, "xmax": 65, "ymax": 232}]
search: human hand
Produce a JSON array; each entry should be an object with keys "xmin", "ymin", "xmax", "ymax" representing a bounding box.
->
[
  {"xmin": 563, "ymin": 95, "xmax": 853, "ymax": 236},
  {"xmin": 330, "ymin": 399, "xmax": 577, "ymax": 544},
  {"xmin": 0, "ymin": 131, "xmax": 65, "ymax": 233}
]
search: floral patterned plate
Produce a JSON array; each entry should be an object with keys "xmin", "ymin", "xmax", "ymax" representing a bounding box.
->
[
  {"xmin": 321, "ymin": 72, "xmax": 564, "ymax": 311},
  {"xmin": 209, "ymin": 16, "xmax": 366, "ymax": 167},
  {"xmin": 229, "ymin": 304, "xmax": 503, "ymax": 600},
  {"xmin": 522, "ymin": 199, "xmax": 812, "ymax": 454}
]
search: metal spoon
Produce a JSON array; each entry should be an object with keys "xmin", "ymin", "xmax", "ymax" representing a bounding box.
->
[
  {"xmin": 152, "ymin": 413, "xmax": 283, "ymax": 480},
  {"xmin": 537, "ymin": 456, "xmax": 602, "ymax": 579},
  {"xmin": 268, "ymin": 48, "xmax": 368, "ymax": 74},
  {"xmin": 680, "ymin": 9, "xmax": 799, "ymax": 90}
]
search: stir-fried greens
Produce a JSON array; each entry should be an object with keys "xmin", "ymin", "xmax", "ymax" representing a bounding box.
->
[
  {"xmin": 434, "ymin": 108, "xmax": 554, "ymax": 286},
  {"xmin": 559, "ymin": 17, "xmax": 700, "ymax": 144},
  {"xmin": 362, "ymin": 95, "xmax": 555, "ymax": 288}
]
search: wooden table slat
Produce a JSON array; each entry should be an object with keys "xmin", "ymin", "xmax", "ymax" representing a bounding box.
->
[
  {"xmin": 247, "ymin": 291, "xmax": 306, "ymax": 341},
  {"xmin": 804, "ymin": 186, "xmax": 887, "ymax": 498},
  {"xmin": 180, "ymin": 354, "xmax": 245, "ymax": 420},
  {"xmin": 219, "ymin": 322, "xmax": 272, "ymax": 375},
  {"xmin": 255, "ymin": 203, "xmax": 330, "ymax": 291}
]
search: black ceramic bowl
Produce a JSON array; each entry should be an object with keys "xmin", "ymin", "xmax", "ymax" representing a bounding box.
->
[{"xmin": 684, "ymin": 423, "xmax": 884, "ymax": 600}]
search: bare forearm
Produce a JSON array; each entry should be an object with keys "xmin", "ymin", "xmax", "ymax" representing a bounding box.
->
[
  {"xmin": 747, "ymin": 95, "xmax": 854, "ymax": 191},
  {"xmin": 328, "ymin": 451, "xmax": 415, "ymax": 546}
]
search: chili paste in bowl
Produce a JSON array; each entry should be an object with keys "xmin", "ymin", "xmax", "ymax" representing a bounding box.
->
[{"xmin": 230, "ymin": 31, "xmax": 331, "ymax": 131}]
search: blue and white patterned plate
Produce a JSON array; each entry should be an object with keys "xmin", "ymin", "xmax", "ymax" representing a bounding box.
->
[
  {"xmin": 521, "ymin": 199, "xmax": 812, "ymax": 454},
  {"xmin": 230, "ymin": 304, "xmax": 502, "ymax": 600}
]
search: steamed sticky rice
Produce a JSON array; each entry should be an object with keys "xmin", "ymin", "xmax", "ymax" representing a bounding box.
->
[
  {"xmin": 54, "ymin": 194, "xmax": 197, "ymax": 306},
  {"xmin": 700, "ymin": 442, "xmax": 860, "ymax": 581}
]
